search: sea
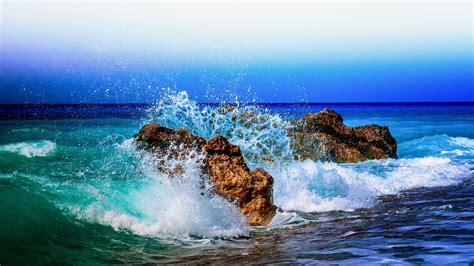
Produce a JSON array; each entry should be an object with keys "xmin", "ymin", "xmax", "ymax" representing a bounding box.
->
[{"xmin": 0, "ymin": 91, "xmax": 473, "ymax": 264}]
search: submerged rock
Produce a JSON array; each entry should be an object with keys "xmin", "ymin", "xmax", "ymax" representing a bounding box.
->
[
  {"xmin": 134, "ymin": 123, "xmax": 275, "ymax": 226},
  {"xmin": 288, "ymin": 108, "xmax": 397, "ymax": 163}
]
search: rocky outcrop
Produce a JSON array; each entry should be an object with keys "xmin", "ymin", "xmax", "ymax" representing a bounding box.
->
[
  {"xmin": 203, "ymin": 136, "xmax": 274, "ymax": 226},
  {"xmin": 134, "ymin": 123, "xmax": 206, "ymax": 175},
  {"xmin": 134, "ymin": 109, "xmax": 397, "ymax": 225},
  {"xmin": 134, "ymin": 123, "xmax": 275, "ymax": 226},
  {"xmin": 288, "ymin": 108, "xmax": 397, "ymax": 163}
]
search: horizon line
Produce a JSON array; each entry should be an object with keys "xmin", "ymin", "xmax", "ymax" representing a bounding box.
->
[{"xmin": 1, "ymin": 101, "xmax": 474, "ymax": 107}]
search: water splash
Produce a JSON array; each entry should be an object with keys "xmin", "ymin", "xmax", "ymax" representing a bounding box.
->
[
  {"xmin": 141, "ymin": 91, "xmax": 473, "ymax": 220},
  {"xmin": 145, "ymin": 90, "xmax": 293, "ymax": 167},
  {"xmin": 4, "ymin": 91, "xmax": 472, "ymax": 241},
  {"xmin": 54, "ymin": 138, "xmax": 249, "ymax": 240}
]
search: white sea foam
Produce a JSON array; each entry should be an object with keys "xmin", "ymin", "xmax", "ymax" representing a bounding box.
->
[
  {"xmin": 62, "ymin": 138, "xmax": 249, "ymax": 239},
  {"xmin": 0, "ymin": 140, "xmax": 57, "ymax": 158},
  {"xmin": 399, "ymin": 135, "xmax": 474, "ymax": 159},
  {"xmin": 139, "ymin": 92, "xmax": 473, "ymax": 228},
  {"xmin": 38, "ymin": 91, "xmax": 473, "ymax": 239},
  {"xmin": 269, "ymin": 157, "xmax": 470, "ymax": 214},
  {"xmin": 450, "ymin": 136, "xmax": 474, "ymax": 148}
]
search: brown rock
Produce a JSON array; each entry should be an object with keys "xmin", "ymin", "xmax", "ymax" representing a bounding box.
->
[
  {"xmin": 203, "ymin": 136, "xmax": 275, "ymax": 226},
  {"xmin": 134, "ymin": 123, "xmax": 275, "ymax": 226},
  {"xmin": 134, "ymin": 123, "xmax": 205, "ymax": 174},
  {"xmin": 288, "ymin": 108, "xmax": 397, "ymax": 163},
  {"xmin": 134, "ymin": 123, "xmax": 206, "ymax": 151}
]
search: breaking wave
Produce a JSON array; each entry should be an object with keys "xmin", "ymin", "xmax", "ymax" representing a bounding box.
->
[
  {"xmin": 271, "ymin": 157, "xmax": 470, "ymax": 214},
  {"xmin": 0, "ymin": 140, "xmax": 57, "ymax": 158},
  {"xmin": 3, "ymin": 91, "xmax": 472, "ymax": 242},
  {"xmin": 399, "ymin": 134, "xmax": 474, "ymax": 159},
  {"xmin": 138, "ymin": 91, "xmax": 473, "ymax": 227},
  {"xmin": 57, "ymin": 138, "xmax": 249, "ymax": 240}
]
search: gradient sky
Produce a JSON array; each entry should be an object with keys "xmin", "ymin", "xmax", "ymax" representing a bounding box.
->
[{"xmin": 0, "ymin": 0, "xmax": 472, "ymax": 103}]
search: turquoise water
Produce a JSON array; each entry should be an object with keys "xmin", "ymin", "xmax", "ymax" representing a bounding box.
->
[{"xmin": 0, "ymin": 92, "xmax": 473, "ymax": 263}]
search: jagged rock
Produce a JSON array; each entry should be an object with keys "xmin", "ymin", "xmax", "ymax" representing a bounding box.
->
[
  {"xmin": 134, "ymin": 123, "xmax": 206, "ymax": 150},
  {"xmin": 134, "ymin": 123, "xmax": 206, "ymax": 175},
  {"xmin": 134, "ymin": 123, "xmax": 275, "ymax": 226},
  {"xmin": 288, "ymin": 109, "xmax": 397, "ymax": 163},
  {"xmin": 203, "ymin": 136, "xmax": 275, "ymax": 226}
]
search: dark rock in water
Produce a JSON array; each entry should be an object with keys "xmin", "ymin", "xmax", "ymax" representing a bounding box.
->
[
  {"xmin": 134, "ymin": 123, "xmax": 275, "ymax": 226},
  {"xmin": 288, "ymin": 109, "xmax": 397, "ymax": 163}
]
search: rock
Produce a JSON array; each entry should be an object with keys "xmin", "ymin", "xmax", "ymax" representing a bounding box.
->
[
  {"xmin": 288, "ymin": 109, "xmax": 397, "ymax": 163},
  {"xmin": 134, "ymin": 123, "xmax": 275, "ymax": 226},
  {"xmin": 203, "ymin": 136, "xmax": 275, "ymax": 226},
  {"xmin": 134, "ymin": 123, "xmax": 206, "ymax": 151},
  {"xmin": 134, "ymin": 123, "xmax": 206, "ymax": 174}
]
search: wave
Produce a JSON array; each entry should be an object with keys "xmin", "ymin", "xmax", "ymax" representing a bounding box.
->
[
  {"xmin": 270, "ymin": 157, "xmax": 471, "ymax": 214},
  {"xmin": 7, "ymin": 91, "xmax": 472, "ymax": 241},
  {"xmin": 139, "ymin": 92, "xmax": 473, "ymax": 230},
  {"xmin": 0, "ymin": 140, "xmax": 57, "ymax": 158},
  {"xmin": 57, "ymin": 138, "xmax": 249, "ymax": 240},
  {"xmin": 399, "ymin": 135, "xmax": 474, "ymax": 159},
  {"xmin": 145, "ymin": 91, "xmax": 292, "ymax": 167}
]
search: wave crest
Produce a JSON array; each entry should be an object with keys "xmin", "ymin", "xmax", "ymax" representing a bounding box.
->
[
  {"xmin": 0, "ymin": 140, "xmax": 57, "ymax": 158},
  {"xmin": 271, "ymin": 157, "xmax": 471, "ymax": 214},
  {"xmin": 399, "ymin": 135, "xmax": 474, "ymax": 159},
  {"xmin": 60, "ymin": 138, "xmax": 249, "ymax": 239}
]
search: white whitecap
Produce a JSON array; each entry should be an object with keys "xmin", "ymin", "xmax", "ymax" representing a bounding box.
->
[
  {"xmin": 0, "ymin": 140, "xmax": 57, "ymax": 158},
  {"xmin": 60, "ymin": 138, "xmax": 249, "ymax": 240},
  {"xmin": 399, "ymin": 135, "xmax": 474, "ymax": 159},
  {"xmin": 269, "ymin": 157, "xmax": 471, "ymax": 214}
]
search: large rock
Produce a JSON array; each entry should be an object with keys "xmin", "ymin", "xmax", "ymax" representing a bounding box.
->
[
  {"xmin": 203, "ymin": 136, "xmax": 274, "ymax": 226},
  {"xmin": 134, "ymin": 123, "xmax": 206, "ymax": 175},
  {"xmin": 134, "ymin": 123, "xmax": 275, "ymax": 226},
  {"xmin": 288, "ymin": 109, "xmax": 397, "ymax": 163}
]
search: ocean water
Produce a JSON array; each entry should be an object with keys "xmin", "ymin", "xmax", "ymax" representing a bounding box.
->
[{"xmin": 0, "ymin": 92, "xmax": 473, "ymax": 264}]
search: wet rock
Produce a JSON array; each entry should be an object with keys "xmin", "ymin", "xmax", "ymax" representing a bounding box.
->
[
  {"xmin": 134, "ymin": 123, "xmax": 206, "ymax": 150},
  {"xmin": 134, "ymin": 123, "xmax": 275, "ymax": 226},
  {"xmin": 134, "ymin": 123, "xmax": 205, "ymax": 174},
  {"xmin": 288, "ymin": 109, "xmax": 397, "ymax": 163},
  {"xmin": 203, "ymin": 136, "xmax": 275, "ymax": 226}
]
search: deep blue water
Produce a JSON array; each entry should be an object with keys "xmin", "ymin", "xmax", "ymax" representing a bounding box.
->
[{"xmin": 0, "ymin": 97, "xmax": 473, "ymax": 263}]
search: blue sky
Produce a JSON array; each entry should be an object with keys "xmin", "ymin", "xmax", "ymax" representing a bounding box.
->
[{"xmin": 1, "ymin": 1, "xmax": 472, "ymax": 103}]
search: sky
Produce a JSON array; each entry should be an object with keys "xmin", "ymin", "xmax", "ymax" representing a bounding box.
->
[{"xmin": 0, "ymin": 0, "xmax": 472, "ymax": 103}]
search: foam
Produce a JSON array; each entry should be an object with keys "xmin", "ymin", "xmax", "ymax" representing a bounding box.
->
[
  {"xmin": 269, "ymin": 157, "xmax": 471, "ymax": 214},
  {"xmin": 399, "ymin": 135, "xmax": 474, "ymax": 159},
  {"xmin": 61, "ymin": 138, "xmax": 249, "ymax": 240},
  {"xmin": 19, "ymin": 91, "xmax": 472, "ymax": 240},
  {"xmin": 0, "ymin": 140, "xmax": 57, "ymax": 158}
]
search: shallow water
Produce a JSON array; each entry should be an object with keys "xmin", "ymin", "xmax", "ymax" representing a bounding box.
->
[{"xmin": 0, "ymin": 93, "xmax": 473, "ymax": 263}]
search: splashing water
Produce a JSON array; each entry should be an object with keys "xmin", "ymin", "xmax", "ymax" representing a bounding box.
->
[
  {"xmin": 0, "ymin": 91, "xmax": 473, "ymax": 250},
  {"xmin": 141, "ymin": 91, "xmax": 473, "ymax": 223},
  {"xmin": 145, "ymin": 90, "xmax": 293, "ymax": 167}
]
